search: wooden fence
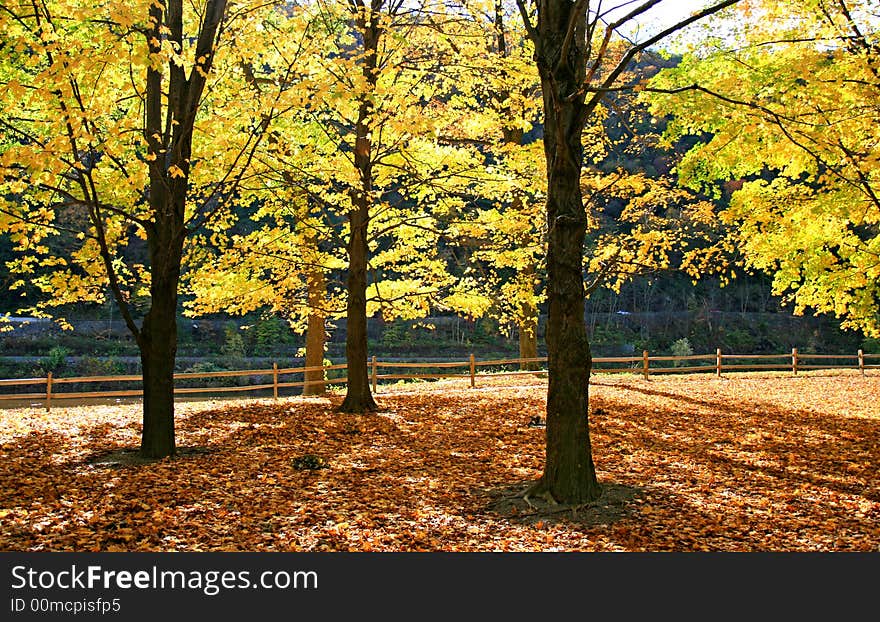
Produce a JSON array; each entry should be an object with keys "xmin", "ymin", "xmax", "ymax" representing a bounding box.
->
[{"xmin": 1, "ymin": 348, "xmax": 877, "ymax": 412}]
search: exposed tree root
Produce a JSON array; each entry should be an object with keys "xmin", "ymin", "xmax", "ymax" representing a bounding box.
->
[
  {"xmin": 495, "ymin": 484, "xmax": 534, "ymax": 503},
  {"xmin": 489, "ymin": 478, "xmax": 616, "ymax": 523},
  {"xmin": 512, "ymin": 503, "xmax": 592, "ymax": 519},
  {"xmin": 523, "ymin": 488, "xmax": 558, "ymax": 509}
]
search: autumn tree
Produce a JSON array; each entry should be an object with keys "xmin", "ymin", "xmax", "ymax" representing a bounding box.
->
[
  {"xmin": 510, "ymin": 0, "xmax": 741, "ymax": 503},
  {"xmin": 473, "ymin": 1, "xmax": 546, "ymax": 368},
  {"xmin": 0, "ymin": 0, "xmax": 307, "ymax": 457},
  {"xmin": 187, "ymin": 1, "xmax": 488, "ymax": 402},
  {"xmin": 581, "ymin": 58, "xmax": 735, "ymax": 299},
  {"xmin": 290, "ymin": 0, "xmax": 485, "ymax": 413},
  {"xmin": 645, "ymin": 0, "xmax": 880, "ymax": 337},
  {"xmin": 440, "ymin": 5, "xmax": 726, "ymax": 371},
  {"xmin": 438, "ymin": 0, "xmax": 548, "ymax": 369},
  {"xmin": 185, "ymin": 37, "xmax": 349, "ymax": 397}
]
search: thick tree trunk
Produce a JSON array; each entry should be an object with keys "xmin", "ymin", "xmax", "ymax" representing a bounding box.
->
[
  {"xmin": 340, "ymin": 200, "xmax": 376, "ymax": 412},
  {"xmin": 339, "ymin": 10, "xmax": 380, "ymax": 413},
  {"xmin": 339, "ymin": 126, "xmax": 375, "ymax": 411},
  {"xmin": 139, "ymin": 331, "xmax": 176, "ymax": 459},
  {"xmin": 529, "ymin": 0, "xmax": 601, "ymax": 503},
  {"xmin": 535, "ymin": 158, "xmax": 600, "ymax": 503},
  {"xmin": 303, "ymin": 267, "xmax": 327, "ymax": 396},
  {"xmin": 536, "ymin": 162, "xmax": 600, "ymax": 502},
  {"xmin": 138, "ymin": 240, "xmax": 183, "ymax": 459},
  {"xmin": 140, "ymin": 51, "xmax": 186, "ymax": 460}
]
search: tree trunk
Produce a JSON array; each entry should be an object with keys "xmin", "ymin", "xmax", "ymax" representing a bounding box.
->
[
  {"xmin": 340, "ymin": 196, "xmax": 376, "ymax": 412},
  {"xmin": 516, "ymin": 261, "xmax": 539, "ymax": 371},
  {"xmin": 537, "ymin": 162, "xmax": 600, "ymax": 502},
  {"xmin": 339, "ymin": 9, "xmax": 380, "ymax": 413},
  {"xmin": 138, "ymin": 235, "xmax": 183, "ymax": 459},
  {"xmin": 529, "ymin": 0, "xmax": 601, "ymax": 503},
  {"xmin": 518, "ymin": 309, "xmax": 539, "ymax": 371},
  {"xmin": 139, "ymin": 333, "xmax": 176, "ymax": 459},
  {"xmin": 303, "ymin": 267, "xmax": 326, "ymax": 396}
]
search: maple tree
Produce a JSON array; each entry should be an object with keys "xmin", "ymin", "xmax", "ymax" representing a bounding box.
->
[
  {"xmin": 510, "ymin": 0, "xmax": 742, "ymax": 504},
  {"xmin": 181, "ymin": 7, "xmax": 343, "ymax": 396},
  {"xmin": 437, "ymin": 1, "xmax": 548, "ymax": 369},
  {"xmin": 439, "ymin": 7, "xmax": 729, "ymax": 372},
  {"xmin": 183, "ymin": 84, "xmax": 348, "ymax": 396},
  {"xmin": 183, "ymin": 2, "xmax": 478, "ymax": 397},
  {"xmin": 0, "ymin": 0, "xmax": 308, "ymax": 457},
  {"xmin": 271, "ymin": 0, "xmax": 487, "ymax": 412},
  {"xmin": 180, "ymin": 1, "xmax": 557, "ymax": 398},
  {"xmin": 645, "ymin": 0, "xmax": 880, "ymax": 338}
]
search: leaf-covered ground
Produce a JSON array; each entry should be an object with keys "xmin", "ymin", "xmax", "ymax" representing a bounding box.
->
[{"xmin": 1, "ymin": 372, "xmax": 878, "ymax": 551}]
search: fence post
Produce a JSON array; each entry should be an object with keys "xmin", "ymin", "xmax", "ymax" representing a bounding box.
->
[
  {"xmin": 716, "ymin": 348, "xmax": 722, "ymax": 378},
  {"xmin": 642, "ymin": 350, "xmax": 649, "ymax": 380},
  {"xmin": 272, "ymin": 362, "xmax": 278, "ymax": 400},
  {"xmin": 469, "ymin": 354, "xmax": 476, "ymax": 388},
  {"xmin": 858, "ymin": 349, "xmax": 865, "ymax": 377},
  {"xmin": 792, "ymin": 347, "xmax": 799, "ymax": 376},
  {"xmin": 371, "ymin": 356, "xmax": 378, "ymax": 394},
  {"xmin": 45, "ymin": 372, "xmax": 52, "ymax": 412}
]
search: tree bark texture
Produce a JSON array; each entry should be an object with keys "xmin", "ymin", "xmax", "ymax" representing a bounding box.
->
[
  {"xmin": 529, "ymin": 0, "xmax": 601, "ymax": 503},
  {"xmin": 137, "ymin": 168, "xmax": 187, "ymax": 458},
  {"xmin": 139, "ymin": 280, "xmax": 179, "ymax": 459},
  {"xmin": 340, "ymin": 4, "xmax": 380, "ymax": 413},
  {"xmin": 132, "ymin": 0, "xmax": 228, "ymax": 457}
]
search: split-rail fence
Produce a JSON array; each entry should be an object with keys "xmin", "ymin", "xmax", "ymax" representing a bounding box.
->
[{"xmin": 1, "ymin": 347, "xmax": 877, "ymax": 412}]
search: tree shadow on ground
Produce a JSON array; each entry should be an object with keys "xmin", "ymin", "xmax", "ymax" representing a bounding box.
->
[
  {"xmin": 485, "ymin": 480, "xmax": 644, "ymax": 528},
  {"xmin": 592, "ymin": 381, "xmax": 880, "ymax": 501},
  {"xmin": 83, "ymin": 446, "xmax": 215, "ymax": 469},
  {"xmin": 3, "ymin": 379, "xmax": 878, "ymax": 551}
]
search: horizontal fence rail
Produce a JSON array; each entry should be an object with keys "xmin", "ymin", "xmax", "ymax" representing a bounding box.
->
[{"xmin": 0, "ymin": 348, "xmax": 877, "ymax": 411}]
